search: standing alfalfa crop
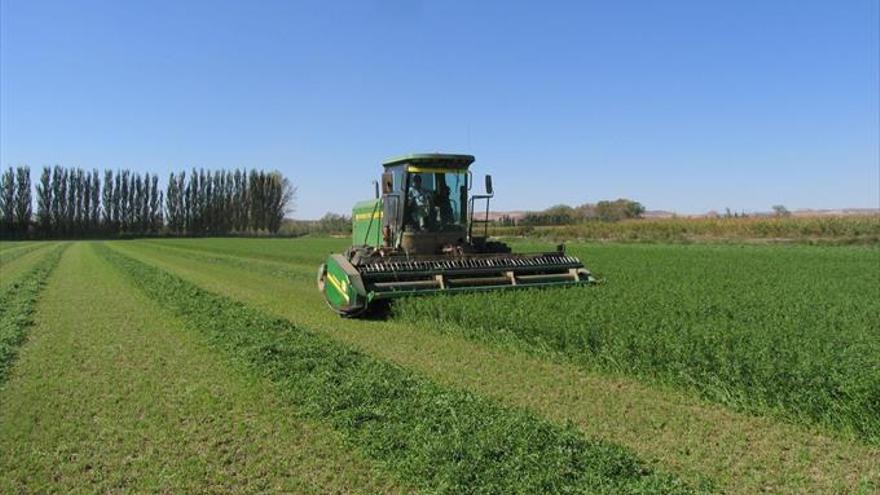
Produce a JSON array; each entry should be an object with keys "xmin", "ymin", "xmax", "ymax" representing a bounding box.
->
[{"xmin": 393, "ymin": 243, "xmax": 880, "ymax": 445}]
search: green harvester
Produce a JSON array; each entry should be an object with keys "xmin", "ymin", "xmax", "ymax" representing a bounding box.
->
[{"xmin": 317, "ymin": 153, "xmax": 595, "ymax": 316}]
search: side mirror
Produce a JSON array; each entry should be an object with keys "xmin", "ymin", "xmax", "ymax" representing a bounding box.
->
[
  {"xmin": 485, "ymin": 174, "xmax": 493, "ymax": 195},
  {"xmin": 372, "ymin": 180, "xmax": 380, "ymax": 199}
]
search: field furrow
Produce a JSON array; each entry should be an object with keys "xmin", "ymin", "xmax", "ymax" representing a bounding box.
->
[
  {"xmin": 0, "ymin": 245, "xmax": 65, "ymax": 385},
  {"xmin": 0, "ymin": 243, "xmax": 410, "ymax": 494},
  {"xmin": 100, "ymin": 243, "xmax": 700, "ymax": 495},
  {"xmin": 110, "ymin": 239, "xmax": 880, "ymax": 494}
]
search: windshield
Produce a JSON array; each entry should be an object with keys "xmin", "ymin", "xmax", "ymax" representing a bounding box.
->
[{"xmin": 405, "ymin": 170, "xmax": 467, "ymax": 232}]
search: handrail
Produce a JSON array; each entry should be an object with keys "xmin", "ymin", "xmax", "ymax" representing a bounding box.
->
[
  {"xmin": 362, "ymin": 199, "xmax": 381, "ymax": 246},
  {"xmin": 467, "ymin": 192, "xmax": 494, "ymax": 241}
]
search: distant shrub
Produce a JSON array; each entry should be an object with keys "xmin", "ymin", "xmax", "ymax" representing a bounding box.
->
[
  {"xmin": 279, "ymin": 213, "xmax": 352, "ymax": 236},
  {"xmin": 519, "ymin": 199, "xmax": 645, "ymax": 226},
  {"xmin": 488, "ymin": 215, "xmax": 880, "ymax": 244}
]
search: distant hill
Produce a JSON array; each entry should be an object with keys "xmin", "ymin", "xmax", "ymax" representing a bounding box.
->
[
  {"xmin": 642, "ymin": 210, "xmax": 677, "ymax": 218},
  {"xmin": 790, "ymin": 208, "xmax": 879, "ymax": 217},
  {"xmin": 484, "ymin": 210, "xmax": 528, "ymax": 222}
]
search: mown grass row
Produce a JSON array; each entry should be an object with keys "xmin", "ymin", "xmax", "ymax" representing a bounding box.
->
[
  {"xmin": 0, "ymin": 241, "xmax": 34, "ymax": 252},
  {"xmin": 394, "ymin": 243, "xmax": 880, "ymax": 444},
  {"xmin": 142, "ymin": 236, "xmax": 346, "ymax": 265},
  {"xmin": 0, "ymin": 243, "xmax": 44, "ymax": 266},
  {"xmin": 138, "ymin": 240, "xmax": 314, "ymax": 282},
  {"xmin": 98, "ymin": 244, "xmax": 706, "ymax": 495},
  {"xmin": 0, "ymin": 246, "xmax": 66, "ymax": 384}
]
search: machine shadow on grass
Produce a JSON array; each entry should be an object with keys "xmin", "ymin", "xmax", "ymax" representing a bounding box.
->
[
  {"xmin": 347, "ymin": 300, "xmax": 393, "ymax": 320},
  {"xmin": 358, "ymin": 283, "xmax": 603, "ymax": 323}
]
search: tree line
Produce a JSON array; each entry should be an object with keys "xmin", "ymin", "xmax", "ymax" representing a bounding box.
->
[
  {"xmin": 165, "ymin": 169, "xmax": 292, "ymax": 235},
  {"xmin": 0, "ymin": 166, "xmax": 294, "ymax": 239}
]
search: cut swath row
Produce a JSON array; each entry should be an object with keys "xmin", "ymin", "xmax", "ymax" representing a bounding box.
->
[
  {"xmin": 0, "ymin": 245, "xmax": 66, "ymax": 384},
  {"xmin": 141, "ymin": 236, "xmax": 345, "ymax": 266},
  {"xmin": 0, "ymin": 242, "xmax": 31, "ymax": 252},
  {"xmin": 139, "ymin": 239, "xmax": 314, "ymax": 282},
  {"xmin": 97, "ymin": 244, "xmax": 707, "ymax": 495},
  {"xmin": 0, "ymin": 243, "xmax": 46, "ymax": 267}
]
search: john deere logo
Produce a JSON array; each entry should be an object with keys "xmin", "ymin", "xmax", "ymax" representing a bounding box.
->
[
  {"xmin": 326, "ymin": 272, "xmax": 350, "ymax": 303},
  {"xmin": 354, "ymin": 211, "xmax": 383, "ymax": 221}
]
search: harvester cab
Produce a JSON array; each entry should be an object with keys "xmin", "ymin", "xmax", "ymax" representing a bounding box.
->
[{"xmin": 318, "ymin": 153, "xmax": 595, "ymax": 316}]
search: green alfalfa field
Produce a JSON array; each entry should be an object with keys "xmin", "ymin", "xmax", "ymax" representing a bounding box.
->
[{"xmin": 0, "ymin": 238, "xmax": 877, "ymax": 494}]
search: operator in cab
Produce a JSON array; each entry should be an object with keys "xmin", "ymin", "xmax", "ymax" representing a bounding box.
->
[
  {"xmin": 407, "ymin": 174, "xmax": 433, "ymax": 231},
  {"xmin": 435, "ymin": 184, "xmax": 455, "ymax": 229}
]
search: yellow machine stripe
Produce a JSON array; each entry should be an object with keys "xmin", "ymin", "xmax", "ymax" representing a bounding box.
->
[
  {"xmin": 326, "ymin": 272, "xmax": 350, "ymax": 303},
  {"xmin": 354, "ymin": 211, "xmax": 383, "ymax": 221},
  {"xmin": 406, "ymin": 166, "xmax": 462, "ymax": 174}
]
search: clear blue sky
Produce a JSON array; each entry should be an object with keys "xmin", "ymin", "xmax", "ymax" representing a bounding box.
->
[{"xmin": 2, "ymin": 0, "xmax": 878, "ymax": 218}]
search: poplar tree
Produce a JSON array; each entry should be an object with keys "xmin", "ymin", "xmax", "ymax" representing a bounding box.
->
[
  {"xmin": 83, "ymin": 170, "xmax": 92, "ymax": 234},
  {"xmin": 232, "ymin": 169, "xmax": 243, "ymax": 231},
  {"xmin": 134, "ymin": 173, "xmax": 145, "ymax": 233},
  {"xmin": 112, "ymin": 172, "xmax": 122, "ymax": 232},
  {"xmin": 149, "ymin": 174, "xmax": 160, "ymax": 232},
  {"xmin": 58, "ymin": 168, "xmax": 69, "ymax": 235},
  {"xmin": 165, "ymin": 172, "xmax": 178, "ymax": 232},
  {"xmin": 36, "ymin": 167, "xmax": 52, "ymax": 236},
  {"xmin": 120, "ymin": 170, "xmax": 130, "ymax": 232},
  {"xmin": 66, "ymin": 169, "xmax": 77, "ymax": 234},
  {"xmin": 51, "ymin": 166, "xmax": 64, "ymax": 236},
  {"xmin": 14, "ymin": 166, "xmax": 32, "ymax": 235},
  {"xmin": 90, "ymin": 170, "xmax": 101, "ymax": 231},
  {"xmin": 102, "ymin": 170, "xmax": 114, "ymax": 231},
  {"xmin": 0, "ymin": 167, "xmax": 14, "ymax": 235}
]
